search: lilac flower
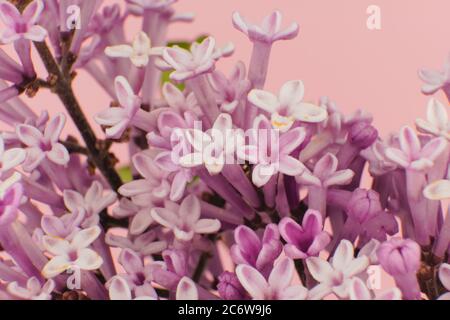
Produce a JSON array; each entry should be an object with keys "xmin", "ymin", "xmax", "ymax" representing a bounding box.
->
[
  {"xmin": 385, "ymin": 126, "xmax": 447, "ymax": 171},
  {"xmin": 40, "ymin": 208, "xmax": 85, "ymax": 240},
  {"xmin": 108, "ymin": 275, "xmax": 157, "ymax": 300},
  {"xmin": 236, "ymin": 257, "xmax": 308, "ymax": 300},
  {"xmin": 278, "ymin": 209, "xmax": 331, "ymax": 259},
  {"xmin": 248, "ymin": 80, "xmax": 328, "ymax": 132},
  {"xmin": 7, "ymin": 277, "xmax": 55, "ymax": 300},
  {"xmin": 438, "ymin": 263, "xmax": 450, "ymax": 300},
  {"xmin": 297, "ymin": 153, "xmax": 355, "ymax": 189},
  {"xmin": 16, "ymin": 113, "xmax": 69, "ymax": 171},
  {"xmin": 423, "ymin": 178, "xmax": 450, "ymax": 200},
  {"xmin": 306, "ymin": 240, "xmax": 369, "ymax": 299},
  {"xmin": 230, "ymin": 224, "xmax": 282, "ymax": 275},
  {"xmin": 239, "ymin": 115, "xmax": 307, "ymax": 187},
  {"xmin": 95, "ymin": 76, "xmax": 142, "ymax": 139},
  {"xmin": 0, "ymin": 0, "xmax": 47, "ymax": 43},
  {"xmin": 208, "ymin": 61, "xmax": 251, "ymax": 114},
  {"xmin": 162, "ymin": 37, "xmax": 217, "ymax": 82},
  {"xmin": 41, "ymin": 226, "xmax": 103, "ymax": 278},
  {"xmin": 63, "ymin": 181, "xmax": 117, "ymax": 228},
  {"xmin": 105, "ymin": 32, "xmax": 163, "ymax": 68},
  {"xmin": 176, "ymin": 277, "xmax": 198, "ymax": 300},
  {"xmin": 118, "ymin": 249, "xmax": 156, "ymax": 297},
  {"xmin": 150, "ymin": 195, "xmax": 221, "ymax": 241},
  {"xmin": 418, "ymin": 53, "xmax": 450, "ymax": 98},
  {"xmin": 377, "ymin": 238, "xmax": 421, "ymax": 300},
  {"xmin": 179, "ymin": 113, "xmax": 237, "ymax": 175},
  {"xmin": 232, "ymin": 11, "xmax": 299, "ymax": 44},
  {"xmin": 415, "ymin": 98, "xmax": 449, "ymax": 140},
  {"xmin": 106, "ymin": 230, "xmax": 167, "ymax": 256},
  {"xmin": 118, "ymin": 151, "xmax": 170, "ymax": 201},
  {"xmin": 348, "ymin": 278, "xmax": 401, "ymax": 300}
]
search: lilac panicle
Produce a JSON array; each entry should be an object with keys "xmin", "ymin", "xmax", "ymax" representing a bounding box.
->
[{"xmin": 0, "ymin": 1, "xmax": 448, "ymax": 301}]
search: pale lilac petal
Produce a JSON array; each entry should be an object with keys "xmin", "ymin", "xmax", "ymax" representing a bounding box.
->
[
  {"xmin": 278, "ymin": 285, "xmax": 308, "ymax": 300},
  {"xmin": 332, "ymin": 240, "xmax": 355, "ymax": 270},
  {"xmin": 232, "ymin": 11, "xmax": 249, "ymax": 35},
  {"xmin": 16, "ymin": 124, "xmax": 42, "ymax": 147},
  {"xmin": 119, "ymin": 180, "xmax": 152, "ymax": 197},
  {"xmin": 95, "ymin": 108, "xmax": 128, "ymax": 126},
  {"xmin": 291, "ymin": 102, "xmax": 328, "ymax": 123},
  {"xmin": 385, "ymin": 148, "xmax": 409, "ymax": 168},
  {"xmin": 234, "ymin": 226, "xmax": 261, "ymax": 256},
  {"xmin": 420, "ymin": 137, "xmax": 447, "ymax": 161},
  {"xmin": 23, "ymin": 147, "xmax": 45, "ymax": 171},
  {"xmin": 324, "ymin": 169, "xmax": 354, "ymax": 187},
  {"xmin": 163, "ymin": 47, "xmax": 192, "ymax": 70},
  {"xmin": 130, "ymin": 209, "xmax": 153, "ymax": 235},
  {"xmin": 170, "ymin": 171, "xmax": 187, "ymax": 201},
  {"xmin": 151, "ymin": 207, "xmax": 178, "ymax": 229},
  {"xmin": 0, "ymin": 1, "xmax": 20, "ymax": 28},
  {"xmin": 279, "ymin": 80, "xmax": 304, "ymax": 106},
  {"xmin": 75, "ymin": 248, "xmax": 103, "ymax": 270},
  {"xmin": 235, "ymin": 264, "xmax": 268, "ymax": 300},
  {"xmin": 273, "ymin": 22, "xmax": 300, "ymax": 41},
  {"xmin": 119, "ymin": 249, "xmax": 143, "ymax": 274},
  {"xmin": 313, "ymin": 153, "xmax": 338, "ymax": 179},
  {"xmin": 344, "ymin": 257, "xmax": 369, "ymax": 277},
  {"xmin": 306, "ymin": 257, "xmax": 333, "ymax": 283},
  {"xmin": 268, "ymin": 257, "xmax": 294, "ymax": 291},
  {"xmin": 194, "ymin": 219, "xmax": 221, "ymax": 234},
  {"xmin": 24, "ymin": 25, "xmax": 47, "ymax": 42},
  {"xmin": 63, "ymin": 190, "xmax": 85, "ymax": 212},
  {"xmin": 71, "ymin": 226, "xmax": 101, "ymax": 249},
  {"xmin": 427, "ymin": 98, "xmax": 448, "ymax": 129},
  {"xmin": 109, "ymin": 276, "xmax": 132, "ymax": 300},
  {"xmin": 176, "ymin": 277, "xmax": 198, "ymax": 300},
  {"xmin": 42, "ymin": 236, "xmax": 70, "ymax": 256},
  {"xmin": 22, "ymin": 0, "xmax": 44, "ymax": 24},
  {"xmin": 278, "ymin": 156, "xmax": 305, "ymax": 176},
  {"xmin": 349, "ymin": 278, "xmax": 371, "ymax": 300},
  {"xmin": 1, "ymin": 148, "xmax": 26, "ymax": 171},
  {"xmin": 439, "ymin": 263, "xmax": 450, "ymax": 291},
  {"xmin": 308, "ymin": 283, "xmax": 331, "ymax": 300},
  {"xmin": 179, "ymin": 194, "xmax": 201, "ymax": 225},
  {"xmin": 279, "ymin": 127, "xmax": 306, "ymax": 155},
  {"xmin": 47, "ymin": 143, "xmax": 69, "ymax": 165},
  {"xmin": 399, "ymin": 126, "xmax": 421, "ymax": 158},
  {"xmin": 105, "ymin": 45, "xmax": 134, "ymax": 58},
  {"xmin": 252, "ymin": 164, "xmax": 276, "ymax": 187},
  {"xmin": 261, "ymin": 11, "xmax": 282, "ymax": 35},
  {"xmin": 248, "ymin": 90, "xmax": 279, "ymax": 113},
  {"xmin": 41, "ymin": 256, "xmax": 71, "ymax": 278},
  {"xmin": 41, "ymin": 216, "xmax": 65, "ymax": 237}
]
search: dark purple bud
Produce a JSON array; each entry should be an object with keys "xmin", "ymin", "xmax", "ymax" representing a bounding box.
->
[
  {"xmin": 346, "ymin": 188, "xmax": 382, "ymax": 224},
  {"xmin": 217, "ymin": 271, "xmax": 246, "ymax": 300},
  {"xmin": 349, "ymin": 122, "xmax": 378, "ymax": 149}
]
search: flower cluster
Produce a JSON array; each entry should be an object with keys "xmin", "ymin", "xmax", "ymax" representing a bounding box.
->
[{"xmin": 0, "ymin": 0, "xmax": 448, "ymax": 301}]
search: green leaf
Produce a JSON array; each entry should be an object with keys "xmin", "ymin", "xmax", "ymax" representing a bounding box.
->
[{"xmin": 118, "ymin": 166, "xmax": 133, "ymax": 183}]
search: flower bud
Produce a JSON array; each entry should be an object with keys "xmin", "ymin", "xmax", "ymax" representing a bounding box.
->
[
  {"xmin": 349, "ymin": 122, "xmax": 378, "ymax": 149},
  {"xmin": 377, "ymin": 238, "xmax": 421, "ymax": 276},
  {"xmin": 217, "ymin": 272, "xmax": 246, "ymax": 300},
  {"xmin": 346, "ymin": 188, "xmax": 382, "ymax": 224}
]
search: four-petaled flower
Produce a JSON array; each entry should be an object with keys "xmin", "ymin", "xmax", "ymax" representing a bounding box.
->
[
  {"xmin": 41, "ymin": 226, "xmax": 104, "ymax": 278},
  {"xmin": 16, "ymin": 113, "xmax": 69, "ymax": 171},
  {"xmin": 232, "ymin": 10, "xmax": 299, "ymax": 44},
  {"xmin": 0, "ymin": 0, "xmax": 47, "ymax": 44},
  {"xmin": 7, "ymin": 277, "xmax": 55, "ymax": 300},
  {"xmin": 385, "ymin": 126, "xmax": 447, "ymax": 171},
  {"xmin": 306, "ymin": 239, "xmax": 369, "ymax": 299},
  {"xmin": 415, "ymin": 98, "xmax": 449, "ymax": 140},
  {"xmin": 179, "ymin": 113, "xmax": 237, "ymax": 175},
  {"xmin": 236, "ymin": 257, "xmax": 308, "ymax": 300},
  {"xmin": 278, "ymin": 209, "xmax": 331, "ymax": 259},
  {"xmin": 248, "ymin": 80, "xmax": 328, "ymax": 132},
  {"xmin": 230, "ymin": 224, "xmax": 282, "ymax": 276},
  {"xmin": 95, "ymin": 76, "xmax": 142, "ymax": 139},
  {"xmin": 105, "ymin": 31, "xmax": 163, "ymax": 68},
  {"xmin": 63, "ymin": 181, "xmax": 117, "ymax": 228},
  {"xmin": 239, "ymin": 115, "xmax": 307, "ymax": 187},
  {"xmin": 296, "ymin": 153, "xmax": 355, "ymax": 188},
  {"xmin": 418, "ymin": 53, "xmax": 450, "ymax": 96},
  {"xmin": 162, "ymin": 37, "xmax": 217, "ymax": 82},
  {"xmin": 150, "ymin": 194, "xmax": 220, "ymax": 241}
]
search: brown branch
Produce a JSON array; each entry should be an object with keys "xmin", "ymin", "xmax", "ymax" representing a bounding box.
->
[{"xmin": 33, "ymin": 41, "xmax": 123, "ymax": 192}]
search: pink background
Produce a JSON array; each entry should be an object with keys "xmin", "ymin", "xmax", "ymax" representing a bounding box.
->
[{"xmin": 25, "ymin": 0, "xmax": 450, "ymax": 162}]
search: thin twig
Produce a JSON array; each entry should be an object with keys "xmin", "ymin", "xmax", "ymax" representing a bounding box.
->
[{"xmin": 33, "ymin": 41, "xmax": 123, "ymax": 192}]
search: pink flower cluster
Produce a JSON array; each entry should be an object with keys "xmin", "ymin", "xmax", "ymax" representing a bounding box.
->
[{"xmin": 0, "ymin": 0, "xmax": 448, "ymax": 301}]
